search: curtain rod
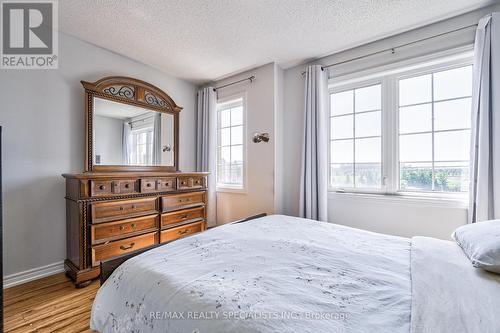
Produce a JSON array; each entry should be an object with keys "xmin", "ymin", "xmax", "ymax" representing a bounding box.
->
[
  {"xmin": 301, "ymin": 23, "xmax": 478, "ymax": 75},
  {"xmin": 214, "ymin": 76, "xmax": 255, "ymax": 91}
]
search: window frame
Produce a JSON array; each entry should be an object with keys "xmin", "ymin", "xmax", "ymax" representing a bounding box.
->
[
  {"xmin": 131, "ymin": 125, "xmax": 154, "ymax": 166},
  {"xmin": 216, "ymin": 92, "xmax": 247, "ymax": 193},
  {"xmin": 328, "ymin": 46, "xmax": 474, "ymax": 201}
]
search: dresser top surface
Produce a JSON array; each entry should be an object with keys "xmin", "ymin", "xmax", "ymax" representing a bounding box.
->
[{"xmin": 62, "ymin": 171, "xmax": 210, "ymax": 179}]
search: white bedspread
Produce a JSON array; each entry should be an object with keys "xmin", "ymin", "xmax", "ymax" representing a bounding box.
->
[
  {"xmin": 410, "ymin": 236, "xmax": 500, "ymax": 333},
  {"xmin": 91, "ymin": 215, "xmax": 412, "ymax": 332}
]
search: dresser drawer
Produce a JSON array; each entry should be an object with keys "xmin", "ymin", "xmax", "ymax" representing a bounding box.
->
[
  {"xmin": 140, "ymin": 178, "xmax": 157, "ymax": 193},
  {"xmin": 157, "ymin": 177, "xmax": 176, "ymax": 192},
  {"xmin": 91, "ymin": 232, "xmax": 158, "ymax": 266},
  {"xmin": 160, "ymin": 221, "xmax": 203, "ymax": 243},
  {"xmin": 90, "ymin": 180, "xmax": 113, "ymax": 197},
  {"xmin": 177, "ymin": 176, "xmax": 205, "ymax": 190},
  {"xmin": 161, "ymin": 191, "xmax": 205, "ymax": 212},
  {"xmin": 161, "ymin": 206, "xmax": 204, "ymax": 229},
  {"xmin": 116, "ymin": 179, "xmax": 137, "ymax": 195},
  {"xmin": 91, "ymin": 197, "xmax": 158, "ymax": 223},
  {"xmin": 91, "ymin": 214, "xmax": 158, "ymax": 244}
]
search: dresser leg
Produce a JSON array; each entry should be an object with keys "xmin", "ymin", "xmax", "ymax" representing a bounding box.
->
[
  {"xmin": 64, "ymin": 259, "xmax": 100, "ymax": 287},
  {"xmin": 75, "ymin": 280, "xmax": 93, "ymax": 288}
]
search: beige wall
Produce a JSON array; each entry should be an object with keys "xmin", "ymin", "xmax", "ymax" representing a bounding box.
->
[{"xmin": 214, "ymin": 63, "xmax": 278, "ymax": 224}]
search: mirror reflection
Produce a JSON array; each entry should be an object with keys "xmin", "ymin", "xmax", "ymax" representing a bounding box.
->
[{"xmin": 93, "ymin": 97, "xmax": 174, "ymax": 166}]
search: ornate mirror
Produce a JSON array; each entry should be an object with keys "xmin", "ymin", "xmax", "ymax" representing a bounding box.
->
[{"xmin": 82, "ymin": 76, "xmax": 181, "ymax": 172}]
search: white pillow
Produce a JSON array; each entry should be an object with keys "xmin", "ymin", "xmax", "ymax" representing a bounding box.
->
[{"xmin": 452, "ymin": 220, "xmax": 500, "ymax": 274}]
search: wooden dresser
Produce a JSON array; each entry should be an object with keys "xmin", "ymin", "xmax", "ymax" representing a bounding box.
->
[{"xmin": 63, "ymin": 171, "xmax": 209, "ymax": 287}]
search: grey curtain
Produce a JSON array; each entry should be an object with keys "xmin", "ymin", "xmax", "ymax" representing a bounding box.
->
[
  {"xmin": 299, "ymin": 65, "xmax": 328, "ymax": 221},
  {"xmin": 152, "ymin": 113, "xmax": 162, "ymax": 165},
  {"xmin": 197, "ymin": 87, "xmax": 217, "ymax": 227},
  {"xmin": 122, "ymin": 121, "xmax": 132, "ymax": 164},
  {"xmin": 469, "ymin": 13, "xmax": 500, "ymax": 223}
]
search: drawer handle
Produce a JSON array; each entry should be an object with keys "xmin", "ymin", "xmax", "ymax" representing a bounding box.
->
[
  {"xmin": 179, "ymin": 198, "xmax": 191, "ymax": 203},
  {"xmin": 99, "ymin": 185, "xmax": 106, "ymax": 190},
  {"xmin": 119, "ymin": 206, "xmax": 124, "ymax": 211},
  {"xmin": 120, "ymin": 243, "xmax": 135, "ymax": 250},
  {"xmin": 124, "ymin": 183, "xmax": 130, "ymax": 189},
  {"xmin": 178, "ymin": 214, "xmax": 189, "ymax": 220},
  {"xmin": 177, "ymin": 230, "xmax": 188, "ymax": 235},
  {"xmin": 165, "ymin": 182, "xmax": 170, "ymax": 186},
  {"xmin": 120, "ymin": 223, "xmax": 135, "ymax": 231},
  {"xmin": 146, "ymin": 183, "xmax": 152, "ymax": 187}
]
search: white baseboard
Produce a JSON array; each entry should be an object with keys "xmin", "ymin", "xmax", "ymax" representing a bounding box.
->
[{"xmin": 3, "ymin": 261, "xmax": 65, "ymax": 289}]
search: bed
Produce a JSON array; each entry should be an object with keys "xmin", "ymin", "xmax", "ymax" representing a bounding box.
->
[{"xmin": 90, "ymin": 215, "xmax": 500, "ymax": 333}]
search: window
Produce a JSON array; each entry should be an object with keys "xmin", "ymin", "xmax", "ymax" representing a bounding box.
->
[
  {"xmin": 330, "ymin": 84, "xmax": 382, "ymax": 189},
  {"xmin": 329, "ymin": 51, "xmax": 473, "ymax": 197},
  {"xmin": 216, "ymin": 96, "xmax": 245, "ymax": 189},
  {"xmin": 131, "ymin": 128, "xmax": 153, "ymax": 165},
  {"xmin": 128, "ymin": 116, "xmax": 155, "ymax": 165}
]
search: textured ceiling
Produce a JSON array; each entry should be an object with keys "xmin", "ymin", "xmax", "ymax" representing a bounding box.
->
[{"xmin": 60, "ymin": 0, "xmax": 496, "ymax": 83}]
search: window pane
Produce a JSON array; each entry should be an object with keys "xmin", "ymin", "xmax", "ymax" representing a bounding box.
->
[
  {"xmin": 231, "ymin": 126, "xmax": 243, "ymax": 145},
  {"xmin": 434, "ymin": 98, "xmax": 471, "ymax": 131},
  {"xmin": 434, "ymin": 130, "xmax": 470, "ymax": 162},
  {"xmin": 399, "ymin": 133, "xmax": 432, "ymax": 162},
  {"xmin": 399, "ymin": 74, "xmax": 432, "ymax": 106},
  {"xmin": 433, "ymin": 66, "xmax": 472, "ymax": 101},
  {"xmin": 355, "ymin": 137, "xmax": 381, "ymax": 163},
  {"xmin": 220, "ymin": 128, "xmax": 230, "ymax": 146},
  {"xmin": 355, "ymin": 163, "xmax": 381, "ymax": 188},
  {"xmin": 331, "ymin": 90, "xmax": 353, "ymax": 116},
  {"xmin": 219, "ymin": 146, "xmax": 230, "ymax": 164},
  {"xmin": 355, "ymin": 111, "xmax": 381, "ymax": 137},
  {"xmin": 217, "ymin": 98, "xmax": 245, "ymax": 188},
  {"xmin": 434, "ymin": 162, "xmax": 469, "ymax": 192},
  {"xmin": 231, "ymin": 164, "xmax": 243, "ymax": 184},
  {"xmin": 399, "ymin": 104, "xmax": 432, "ymax": 134},
  {"xmin": 331, "ymin": 115, "xmax": 353, "ymax": 139},
  {"xmin": 231, "ymin": 145, "xmax": 243, "ymax": 163},
  {"xmin": 220, "ymin": 109, "xmax": 230, "ymax": 127},
  {"xmin": 355, "ymin": 85, "xmax": 381, "ymax": 112},
  {"xmin": 231, "ymin": 106, "xmax": 243, "ymax": 126},
  {"xmin": 331, "ymin": 163, "xmax": 354, "ymax": 188},
  {"xmin": 400, "ymin": 162, "xmax": 433, "ymax": 191},
  {"xmin": 217, "ymin": 164, "xmax": 231, "ymax": 184},
  {"xmin": 331, "ymin": 140, "xmax": 353, "ymax": 164}
]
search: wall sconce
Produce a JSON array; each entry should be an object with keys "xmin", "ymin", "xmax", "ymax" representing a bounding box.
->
[{"xmin": 252, "ymin": 132, "xmax": 270, "ymax": 143}]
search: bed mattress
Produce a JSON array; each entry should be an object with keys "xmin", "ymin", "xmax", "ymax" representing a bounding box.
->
[{"xmin": 91, "ymin": 215, "xmax": 500, "ymax": 333}]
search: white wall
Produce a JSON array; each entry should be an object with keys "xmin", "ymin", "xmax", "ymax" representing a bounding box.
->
[
  {"xmin": 0, "ymin": 32, "xmax": 198, "ymax": 277},
  {"xmin": 214, "ymin": 63, "xmax": 278, "ymax": 224},
  {"xmin": 281, "ymin": 4, "xmax": 500, "ymax": 239},
  {"xmin": 161, "ymin": 114, "xmax": 175, "ymax": 165},
  {"xmin": 94, "ymin": 115, "xmax": 124, "ymax": 165}
]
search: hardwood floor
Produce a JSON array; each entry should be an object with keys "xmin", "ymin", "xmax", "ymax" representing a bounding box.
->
[{"xmin": 3, "ymin": 273, "xmax": 98, "ymax": 332}]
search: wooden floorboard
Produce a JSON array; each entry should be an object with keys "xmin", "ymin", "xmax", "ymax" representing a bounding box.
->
[{"xmin": 4, "ymin": 273, "xmax": 98, "ymax": 333}]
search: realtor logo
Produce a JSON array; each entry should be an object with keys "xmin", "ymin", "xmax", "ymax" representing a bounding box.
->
[{"xmin": 1, "ymin": 0, "xmax": 58, "ymax": 69}]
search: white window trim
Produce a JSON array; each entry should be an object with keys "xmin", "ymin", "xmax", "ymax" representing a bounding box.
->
[
  {"xmin": 328, "ymin": 46, "xmax": 474, "ymax": 204},
  {"xmin": 216, "ymin": 92, "xmax": 248, "ymax": 193}
]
